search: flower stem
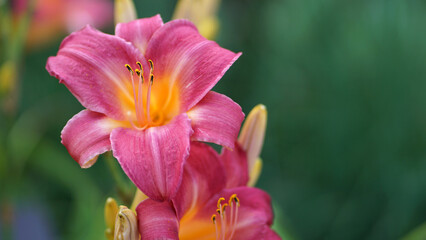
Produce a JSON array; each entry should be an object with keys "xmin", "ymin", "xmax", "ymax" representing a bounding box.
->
[{"xmin": 105, "ymin": 152, "xmax": 133, "ymax": 205}]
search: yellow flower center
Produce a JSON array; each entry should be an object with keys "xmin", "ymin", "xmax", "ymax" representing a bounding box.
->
[
  {"xmin": 178, "ymin": 194, "xmax": 240, "ymax": 240},
  {"xmin": 123, "ymin": 60, "xmax": 180, "ymax": 129}
]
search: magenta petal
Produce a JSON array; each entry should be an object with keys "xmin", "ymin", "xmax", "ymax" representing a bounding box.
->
[
  {"xmin": 61, "ymin": 110, "xmax": 115, "ymax": 168},
  {"xmin": 264, "ymin": 229, "xmax": 282, "ymax": 240},
  {"xmin": 115, "ymin": 14, "xmax": 164, "ymax": 55},
  {"xmin": 188, "ymin": 91, "xmax": 244, "ymax": 149},
  {"xmin": 221, "ymin": 143, "xmax": 249, "ymax": 188},
  {"xmin": 136, "ymin": 199, "xmax": 179, "ymax": 240},
  {"xmin": 46, "ymin": 25, "xmax": 145, "ymax": 120},
  {"xmin": 110, "ymin": 113, "xmax": 193, "ymax": 201},
  {"xmin": 145, "ymin": 19, "xmax": 242, "ymax": 113},
  {"xmin": 172, "ymin": 142, "xmax": 227, "ymax": 219}
]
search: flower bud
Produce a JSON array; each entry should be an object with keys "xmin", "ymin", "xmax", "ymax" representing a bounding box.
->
[
  {"xmin": 105, "ymin": 197, "xmax": 119, "ymax": 240},
  {"xmin": 114, "ymin": 206, "xmax": 139, "ymax": 240},
  {"xmin": 172, "ymin": 0, "xmax": 221, "ymax": 39},
  {"xmin": 238, "ymin": 104, "xmax": 267, "ymax": 186},
  {"xmin": 114, "ymin": 0, "xmax": 137, "ymax": 25}
]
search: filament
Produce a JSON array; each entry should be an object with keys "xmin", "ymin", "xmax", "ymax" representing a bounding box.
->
[{"xmin": 212, "ymin": 195, "xmax": 240, "ymax": 240}]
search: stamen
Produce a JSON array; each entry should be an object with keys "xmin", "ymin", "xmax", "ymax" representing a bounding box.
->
[
  {"xmin": 217, "ymin": 197, "xmax": 225, "ymax": 209},
  {"xmin": 136, "ymin": 62, "xmax": 145, "ymax": 124},
  {"xmin": 228, "ymin": 195, "xmax": 240, "ymax": 240},
  {"xmin": 212, "ymin": 214, "xmax": 219, "ymax": 240},
  {"xmin": 125, "ymin": 64, "xmax": 139, "ymax": 125},
  {"xmin": 211, "ymin": 195, "xmax": 241, "ymax": 240},
  {"xmin": 136, "ymin": 61, "xmax": 142, "ymax": 70},
  {"xmin": 148, "ymin": 59, "xmax": 154, "ymax": 72},
  {"xmin": 125, "ymin": 64, "xmax": 133, "ymax": 74},
  {"xmin": 221, "ymin": 204, "xmax": 228, "ymax": 240},
  {"xmin": 146, "ymin": 59, "xmax": 154, "ymax": 123}
]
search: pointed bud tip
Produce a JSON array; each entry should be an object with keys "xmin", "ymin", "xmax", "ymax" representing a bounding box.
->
[
  {"xmin": 114, "ymin": 206, "xmax": 139, "ymax": 240},
  {"xmin": 252, "ymin": 104, "xmax": 267, "ymax": 119},
  {"xmin": 114, "ymin": 0, "xmax": 137, "ymax": 25}
]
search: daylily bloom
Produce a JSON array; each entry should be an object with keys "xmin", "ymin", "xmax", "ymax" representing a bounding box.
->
[
  {"xmin": 12, "ymin": 0, "xmax": 112, "ymax": 48},
  {"xmin": 137, "ymin": 142, "xmax": 280, "ymax": 239},
  {"xmin": 46, "ymin": 15, "xmax": 244, "ymax": 201}
]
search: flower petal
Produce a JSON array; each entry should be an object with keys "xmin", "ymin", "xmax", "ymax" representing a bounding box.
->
[
  {"xmin": 145, "ymin": 19, "xmax": 242, "ymax": 113},
  {"xmin": 110, "ymin": 113, "xmax": 193, "ymax": 201},
  {"xmin": 61, "ymin": 110, "xmax": 117, "ymax": 168},
  {"xmin": 264, "ymin": 229, "xmax": 282, "ymax": 240},
  {"xmin": 115, "ymin": 15, "xmax": 164, "ymax": 55},
  {"xmin": 220, "ymin": 143, "xmax": 249, "ymax": 188},
  {"xmin": 188, "ymin": 91, "xmax": 244, "ymax": 149},
  {"xmin": 172, "ymin": 142, "xmax": 227, "ymax": 219},
  {"xmin": 220, "ymin": 187, "xmax": 274, "ymax": 240},
  {"xmin": 136, "ymin": 199, "xmax": 179, "ymax": 240},
  {"xmin": 46, "ymin": 25, "xmax": 146, "ymax": 120}
]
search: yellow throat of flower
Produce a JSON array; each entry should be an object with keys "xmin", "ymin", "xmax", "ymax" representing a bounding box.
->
[{"xmin": 122, "ymin": 60, "xmax": 180, "ymax": 129}]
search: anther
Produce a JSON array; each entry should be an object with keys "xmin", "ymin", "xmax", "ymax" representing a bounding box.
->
[
  {"xmin": 234, "ymin": 196, "xmax": 240, "ymax": 207},
  {"xmin": 150, "ymin": 74, "xmax": 154, "ymax": 85},
  {"xmin": 217, "ymin": 197, "xmax": 225, "ymax": 208},
  {"xmin": 148, "ymin": 59, "xmax": 154, "ymax": 72},
  {"xmin": 125, "ymin": 64, "xmax": 133, "ymax": 75},
  {"xmin": 135, "ymin": 69, "xmax": 141, "ymax": 77},
  {"xmin": 211, "ymin": 214, "xmax": 216, "ymax": 223},
  {"xmin": 221, "ymin": 203, "xmax": 228, "ymax": 213},
  {"xmin": 136, "ymin": 61, "xmax": 142, "ymax": 70}
]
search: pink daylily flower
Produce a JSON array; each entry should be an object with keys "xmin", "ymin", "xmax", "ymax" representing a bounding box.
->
[
  {"xmin": 137, "ymin": 142, "xmax": 281, "ymax": 239},
  {"xmin": 46, "ymin": 15, "xmax": 244, "ymax": 201}
]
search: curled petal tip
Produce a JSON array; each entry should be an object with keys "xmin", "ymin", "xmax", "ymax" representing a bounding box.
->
[
  {"xmin": 238, "ymin": 104, "xmax": 268, "ymax": 176},
  {"xmin": 114, "ymin": 0, "xmax": 137, "ymax": 25},
  {"xmin": 114, "ymin": 206, "xmax": 139, "ymax": 240}
]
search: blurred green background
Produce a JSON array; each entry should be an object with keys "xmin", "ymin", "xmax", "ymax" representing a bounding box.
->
[{"xmin": 2, "ymin": 0, "xmax": 426, "ymax": 239}]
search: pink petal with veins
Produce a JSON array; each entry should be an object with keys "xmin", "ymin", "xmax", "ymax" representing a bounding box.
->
[
  {"xmin": 61, "ymin": 110, "xmax": 116, "ymax": 168},
  {"xmin": 46, "ymin": 25, "xmax": 145, "ymax": 120},
  {"xmin": 110, "ymin": 113, "xmax": 193, "ymax": 201},
  {"xmin": 116, "ymin": 14, "xmax": 164, "ymax": 55},
  {"xmin": 220, "ymin": 142, "xmax": 249, "ymax": 188},
  {"xmin": 173, "ymin": 142, "xmax": 227, "ymax": 219},
  {"xmin": 188, "ymin": 91, "xmax": 244, "ymax": 149},
  {"xmin": 145, "ymin": 19, "xmax": 242, "ymax": 113},
  {"xmin": 136, "ymin": 199, "xmax": 179, "ymax": 240}
]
